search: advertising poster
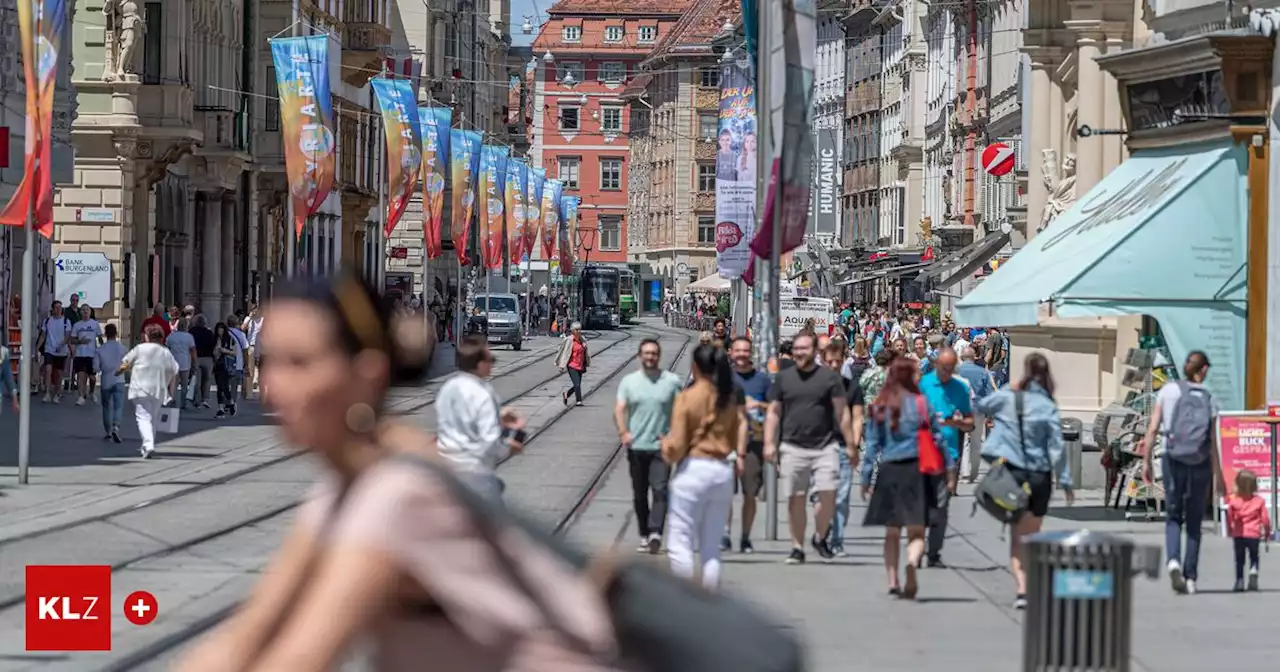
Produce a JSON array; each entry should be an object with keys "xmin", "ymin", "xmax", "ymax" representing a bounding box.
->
[
  {"xmin": 268, "ymin": 35, "xmax": 336, "ymax": 239},
  {"xmin": 478, "ymin": 145, "xmax": 510, "ymax": 270},
  {"xmin": 505, "ymin": 159, "xmax": 528, "ymax": 267},
  {"xmin": 714, "ymin": 56, "xmax": 757, "ymax": 279},
  {"xmin": 371, "ymin": 77, "xmax": 422, "ymax": 236},
  {"xmin": 540, "ymin": 178, "xmax": 563, "ymax": 260},
  {"xmin": 1218, "ymin": 414, "xmax": 1276, "ymax": 510},
  {"xmin": 558, "ymin": 195, "xmax": 579, "ymax": 275},
  {"xmin": 419, "ymin": 107, "xmax": 451, "ymax": 258},
  {"xmin": 0, "ymin": 0, "xmax": 66, "ymax": 237},
  {"xmin": 525, "ymin": 168, "xmax": 547, "ymax": 259},
  {"xmin": 449, "ymin": 130, "xmax": 482, "ymax": 265}
]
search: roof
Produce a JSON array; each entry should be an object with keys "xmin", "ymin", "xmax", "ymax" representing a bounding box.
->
[
  {"xmin": 643, "ymin": 0, "xmax": 738, "ymax": 65},
  {"xmin": 546, "ymin": 0, "xmax": 690, "ymax": 16}
]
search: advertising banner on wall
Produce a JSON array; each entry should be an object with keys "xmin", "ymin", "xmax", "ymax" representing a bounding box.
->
[
  {"xmin": 419, "ymin": 107, "xmax": 452, "ymax": 258},
  {"xmin": 525, "ymin": 168, "xmax": 547, "ymax": 259},
  {"xmin": 811, "ymin": 124, "xmax": 839, "ymax": 238},
  {"xmin": 0, "ymin": 0, "xmax": 66, "ymax": 237},
  {"xmin": 449, "ymin": 130, "xmax": 483, "ymax": 265},
  {"xmin": 505, "ymin": 159, "xmax": 528, "ymax": 267},
  {"xmin": 478, "ymin": 145, "xmax": 510, "ymax": 270},
  {"xmin": 714, "ymin": 56, "xmax": 757, "ymax": 279},
  {"xmin": 540, "ymin": 178, "xmax": 563, "ymax": 260},
  {"xmin": 268, "ymin": 35, "xmax": 336, "ymax": 239},
  {"xmin": 371, "ymin": 77, "xmax": 422, "ymax": 236},
  {"xmin": 558, "ymin": 195, "xmax": 579, "ymax": 275}
]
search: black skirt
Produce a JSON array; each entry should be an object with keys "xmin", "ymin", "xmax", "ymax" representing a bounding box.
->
[{"xmin": 863, "ymin": 459, "xmax": 931, "ymax": 528}]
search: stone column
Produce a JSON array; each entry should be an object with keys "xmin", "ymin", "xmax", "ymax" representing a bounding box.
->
[
  {"xmin": 247, "ymin": 173, "xmax": 260, "ymax": 282},
  {"xmin": 1069, "ymin": 26, "xmax": 1106, "ymax": 192},
  {"xmin": 201, "ymin": 193, "xmax": 224, "ymax": 320},
  {"xmin": 182, "ymin": 186, "xmax": 196, "ymax": 305},
  {"xmin": 221, "ymin": 195, "xmax": 236, "ymax": 315},
  {"xmin": 131, "ymin": 180, "xmax": 153, "ymax": 329},
  {"xmin": 333, "ymin": 216, "xmax": 344, "ymax": 272}
]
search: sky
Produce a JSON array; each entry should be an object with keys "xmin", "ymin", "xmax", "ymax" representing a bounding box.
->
[{"xmin": 510, "ymin": 0, "xmax": 546, "ymax": 47}]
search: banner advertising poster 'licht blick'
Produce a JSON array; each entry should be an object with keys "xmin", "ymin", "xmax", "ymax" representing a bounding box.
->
[
  {"xmin": 478, "ymin": 146, "xmax": 510, "ymax": 270},
  {"xmin": 713, "ymin": 55, "xmax": 757, "ymax": 280},
  {"xmin": 525, "ymin": 168, "xmax": 547, "ymax": 260},
  {"xmin": 540, "ymin": 179, "xmax": 563, "ymax": 261},
  {"xmin": 449, "ymin": 129, "xmax": 483, "ymax": 265},
  {"xmin": 371, "ymin": 77, "xmax": 422, "ymax": 237},
  {"xmin": 505, "ymin": 159, "xmax": 528, "ymax": 268},
  {"xmin": 0, "ymin": 0, "xmax": 67, "ymax": 237},
  {"xmin": 558, "ymin": 196, "xmax": 579, "ymax": 276},
  {"xmin": 268, "ymin": 35, "xmax": 337, "ymax": 239},
  {"xmin": 419, "ymin": 107, "xmax": 452, "ymax": 259}
]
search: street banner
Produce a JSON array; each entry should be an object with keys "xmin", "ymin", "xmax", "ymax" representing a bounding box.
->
[
  {"xmin": 478, "ymin": 145, "xmax": 510, "ymax": 270},
  {"xmin": 558, "ymin": 195, "xmax": 579, "ymax": 276},
  {"xmin": 371, "ymin": 77, "xmax": 421, "ymax": 237},
  {"xmin": 449, "ymin": 129, "xmax": 482, "ymax": 265},
  {"xmin": 525, "ymin": 168, "xmax": 547, "ymax": 259},
  {"xmin": 749, "ymin": 0, "xmax": 814, "ymax": 262},
  {"xmin": 268, "ymin": 35, "xmax": 336, "ymax": 239},
  {"xmin": 0, "ymin": 0, "xmax": 68, "ymax": 237},
  {"xmin": 540, "ymin": 178, "xmax": 563, "ymax": 260},
  {"xmin": 1217, "ymin": 414, "xmax": 1276, "ymax": 513},
  {"xmin": 419, "ymin": 107, "xmax": 451, "ymax": 258},
  {"xmin": 505, "ymin": 159, "xmax": 528, "ymax": 268},
  {"xmin": 714, "ymin": 56, "xmax": 757, "ymax": 279}
]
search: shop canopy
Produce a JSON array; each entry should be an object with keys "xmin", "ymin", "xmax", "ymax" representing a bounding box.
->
[
  {"xmin": 919, "ymin": 231, "xmax": 1010, "ymax": 289},
  {"xmin": 687, "ymin": 274, "xmax": 732, "ymax": 293},
  {"xmin": 954, "ymin": 139, "xmax": 1248, "ymax": 327}
]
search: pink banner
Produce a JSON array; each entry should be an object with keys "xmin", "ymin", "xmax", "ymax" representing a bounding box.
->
[{"xmin": 1218, "ymin": 415, "xmax": 1276, "ymax": 505}]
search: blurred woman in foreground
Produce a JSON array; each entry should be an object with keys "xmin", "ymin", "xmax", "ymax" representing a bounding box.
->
[{"xmin": 175, "ymin": 274, "xmax": 614, "ymax": 672}]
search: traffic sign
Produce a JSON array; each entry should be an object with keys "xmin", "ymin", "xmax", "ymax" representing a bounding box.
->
[{"xmin": 982, "ymin": 142, "xmax": 1016, "ymax": 177}]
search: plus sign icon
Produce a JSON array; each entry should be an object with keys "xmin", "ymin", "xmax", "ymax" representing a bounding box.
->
[{"xmin": 124, "ymin": 591, "xmax": 159, "ymax": 626}]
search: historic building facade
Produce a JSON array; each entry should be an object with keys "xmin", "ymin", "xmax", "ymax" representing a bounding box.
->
[{"xmin": 841, "ymin": 1, "xmax": 883, "ymax": 250}]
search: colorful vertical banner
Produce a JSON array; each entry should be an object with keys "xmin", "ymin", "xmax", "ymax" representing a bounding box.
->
[
  {"xmin": 478, "ymin": 146, "xmax": 510, "ymax": 270},
  {"xmin": 419, "ymin": 107, "xmax": 451, "ymax": 259},
  {"xmin": 0, "ymin": 0, "xmax": 68, "ymax": 237},
  {"xmin": 540, "ymin": 178, "xmax": 563, "ymax": 260},
  {"xmin": 524, "ymin": 168, "xmax": 547, "ymax": 259},
  {"xmin": 714, "ymin": 56, "xmax": 757, "ymax": 279},
  {"xmin": 268, "ymin": 35, "xmax": 337, "ymax": 239},
  {"xmin": 558, "ymin": 196, "xmax": 580, "ymax": 275},
  {"xmin": 449, "ymin": 129, "xmax": 483, "ymax": 265},
  {"xmin": 504, "ymin": 160, "xmax": 528, "ymax": 268},
  {"xmin": 371, "ymin": 77, "xmax": 422, "ymax": 237}
]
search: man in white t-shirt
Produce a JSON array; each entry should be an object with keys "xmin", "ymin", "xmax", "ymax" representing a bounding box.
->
[
  {"xmin": 38, "ymin": 301, "xmax": 73, "ymax": 403},
  {"xmin": 165, "ymin": 319, "xmax": 198, "ymax": 409},
  {"xmin": 241, "ymin": 304, "xmax": 264, "ymax": 399},
  {"xmin": 69, "ymin": 305, "xmax": 103, "ymax": 405}
]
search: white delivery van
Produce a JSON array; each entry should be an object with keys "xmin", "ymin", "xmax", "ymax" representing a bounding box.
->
[{"xmin": 779, "ymin": 296, "xmax": 836, "ymax": 340}]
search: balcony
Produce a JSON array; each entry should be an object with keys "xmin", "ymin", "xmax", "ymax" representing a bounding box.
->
[
  {"xmin": 694, "ymin": 89, "xmax": 719, "ymax": 110},
  {"xmin": 342, "ymin": 22, "xmax": 391, "ymax": 87}
]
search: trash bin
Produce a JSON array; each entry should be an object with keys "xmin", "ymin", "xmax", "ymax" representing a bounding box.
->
[
  {"xmin": 1022, "ymin": 530, "xmax": 1160, "ymax": 672},
  {"xmin": 1061, "ymin": 418, "xmax": 1084, "ymax": 489}
]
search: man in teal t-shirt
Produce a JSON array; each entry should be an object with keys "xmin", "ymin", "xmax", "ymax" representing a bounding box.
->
[
  {"xmin": 918, "ymin": 347, "xmax": 974, "ymax": 567},
  {"xmin": 614, "ymin": 338, "xmax": 683, "ymax": 554}
]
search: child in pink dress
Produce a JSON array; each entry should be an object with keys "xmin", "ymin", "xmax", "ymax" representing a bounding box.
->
[{"xmin": 1226, "ymin": 469, "xmax": 1272, "ymax": 592}]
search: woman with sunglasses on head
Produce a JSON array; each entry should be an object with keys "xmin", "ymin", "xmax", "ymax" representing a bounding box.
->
[{"xmin": 175, "ymin": 274, "xmax": 615, "ymax": 672}]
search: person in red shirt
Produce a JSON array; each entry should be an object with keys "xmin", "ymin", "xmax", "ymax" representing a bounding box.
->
[
  {"xmin": 555, "ymin": 322, "xmax": 590, "ymax": 407},
  {"xmin": 1227, "ymin": 469, "xmax": 1272, "ymax": 592},
  {"xmin": 140, "ymin": 304, "xmax": 171, "ymax": 340}
]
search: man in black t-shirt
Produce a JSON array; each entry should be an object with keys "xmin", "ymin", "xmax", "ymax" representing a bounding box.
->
[
  {"xmin": 765, "ymin": 333, "xmax": 856, "ymax": 564},
  {"xmin": 189, "ymin": 315, "xmax": 217, "ymax": 408}
]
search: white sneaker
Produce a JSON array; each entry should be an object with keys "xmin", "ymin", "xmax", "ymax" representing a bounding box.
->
[
  {"xmin": 1248, "ymin": 567, "xmax": 1260, "ymax": 591},
  {"xmin": 75, "ymin": 396, "xmax": 85, "ymax": 406},
  {"xmin": 42, "ymin": 392, "xmax": 51, "ymax": 403},
  {"xmin": 1168, "ymin": 559, "xmax": 1187, "ymax": 594},
  {"xmin": 1185, "ymin": 579, "xmax": 1197, "ymax": 595}
]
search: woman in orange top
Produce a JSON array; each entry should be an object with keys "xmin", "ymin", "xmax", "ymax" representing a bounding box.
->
[{"xmin": 662, "ymin": 344, "xmax": 747, "ymax": 589}]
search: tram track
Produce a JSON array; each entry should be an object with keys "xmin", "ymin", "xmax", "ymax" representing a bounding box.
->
[{"xmin": 85, "ymin": 327, "xmax": 694, "ymax": 671}]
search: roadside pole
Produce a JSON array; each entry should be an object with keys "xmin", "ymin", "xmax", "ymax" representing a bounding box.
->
[{"xmin": 756, "ymin": 0, "xmax": 780, "ymax": 541}]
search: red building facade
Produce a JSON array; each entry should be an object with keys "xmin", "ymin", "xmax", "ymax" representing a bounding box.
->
[{"xmin": 531, "ymin": 0, "xmax": 690, "ymax": 266}]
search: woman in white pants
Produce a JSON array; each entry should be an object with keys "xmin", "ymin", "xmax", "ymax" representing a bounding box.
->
[
  {"xmin": 661, "ymin": 344, "xmax": 746, "ymax": 589},
  {"xmin": 117, "ymin": 324, "xmax": 179, "ymax": 459}
]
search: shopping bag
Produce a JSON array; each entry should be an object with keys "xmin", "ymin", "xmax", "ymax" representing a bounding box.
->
[
  {"xmin": 186, "ymin": 380, "xmax": 197, "ymax": 403},
  {"xmin": 156, "ymin": 407, "xmax": 180, "ymax": 434}
]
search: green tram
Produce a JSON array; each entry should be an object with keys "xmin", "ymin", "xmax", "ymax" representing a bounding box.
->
[
  {"xmin": 619, "ymin": 268, "xmax": 637, "ymax": 323},
  {"xmin": 579, "ymin": 265, "xmax": 621, "ymax": 329}
]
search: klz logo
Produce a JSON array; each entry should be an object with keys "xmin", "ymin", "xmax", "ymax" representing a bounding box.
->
[{"xmin": 26, "ymin": 565, "xmax": 111, "ymax": 651}]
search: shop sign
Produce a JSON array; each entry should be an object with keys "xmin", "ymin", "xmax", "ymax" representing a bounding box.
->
[
  {"xmin": 54, "ymin": 252, "xmax": 112, "ymax": 309},
  {"xmin": 1041, "ymin": 158, "xmax": 1189, "ymax": 251},
  {"xmin": 75, "ymin": 208, "xmax": 115, "ymax": 223}
]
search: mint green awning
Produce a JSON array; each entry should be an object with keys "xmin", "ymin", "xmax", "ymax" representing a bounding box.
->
[{"xmin": 955, "ymin": 139, "xmax": 1249, "ymax": 410}]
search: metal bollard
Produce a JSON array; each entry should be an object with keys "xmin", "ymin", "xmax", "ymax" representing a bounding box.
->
[
  {"xmin": 1023, "ymin": 530, "xmax": 1161, "ymax": 672},
  {"xmin": 1061, "ymin": 418, "xmax": 1084, "ymax": 490}
]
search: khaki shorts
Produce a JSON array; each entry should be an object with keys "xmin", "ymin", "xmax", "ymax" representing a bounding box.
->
[{"xmin": 780, "ymin": 442, "xmax": 840, "ymax": 497}]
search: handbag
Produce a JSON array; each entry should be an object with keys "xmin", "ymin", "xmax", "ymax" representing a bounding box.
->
[
  {"xmin": 915, "ymin": 395, "xmax": 945, "ymax": 475},
  {"xmin": 391, "ymin": 454, "xmax": 805, "ymax": 672},
  {"xmin": 973, "ymin": 391, "xmax": 1032, "ymax": 524}
]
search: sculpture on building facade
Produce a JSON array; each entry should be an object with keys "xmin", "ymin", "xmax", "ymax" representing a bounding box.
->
[
  {"xmin": 103, "ymin": 0, "xmax": 145, "ymax": 81},
  {"xmin": 1039, "ymin": 149, "xmax": 1077, "ymax": 231}
]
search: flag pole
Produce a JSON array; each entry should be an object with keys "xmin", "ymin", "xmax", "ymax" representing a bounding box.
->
[
  {"xmin": 284, "ymin": 8, "xmax": 298, "ymax": 278},
  {"xmin": 17, "ymin": 4, "xmax": 38, "ymax": 485}
]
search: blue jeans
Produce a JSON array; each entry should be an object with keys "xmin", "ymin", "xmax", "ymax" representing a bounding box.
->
[
  {"xmin": 100, "ymin": 383, "xmax": 125, "ymax": 433},
  {"xmin": 1163, "ymin": 455, "xmax": 1212, "ymax": 580},
  {"xmin": 827, "ymin": 446, "xmax": 854, "ymax": 551}
]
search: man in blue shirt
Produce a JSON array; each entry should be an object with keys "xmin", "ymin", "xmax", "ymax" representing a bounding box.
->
[
  {"xmin": 956, "ymin": 346, "xmax": 996, "ymax": 482},
  {"xmin": 918, "ymin": 348, "xmax": 974, "ymax": 567}
]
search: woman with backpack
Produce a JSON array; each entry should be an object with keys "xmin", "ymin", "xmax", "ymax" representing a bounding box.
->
[
  {"xmin": 976, "ymin": 353, "xmax": 1073, "ymax": 610},
  {"xmin": 1142, "ymin": 350, "xmax": 1224, "ymax": 595},
  {"xmin": 860, "ymin": 357, "xmax": 948, "ymax": 599}
]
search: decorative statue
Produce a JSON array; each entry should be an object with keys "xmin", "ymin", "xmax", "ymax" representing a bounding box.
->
[
  {"xmin": 941, "ymin": 169, "xmax": 954, "ymax": 217},
  {"xmin": 103, "ymin": 0, "xmax": 146, "ymax": 81},
  {"xmin": 1039, "ymin": 150, "xmax": 1077, "ymax": 231}
]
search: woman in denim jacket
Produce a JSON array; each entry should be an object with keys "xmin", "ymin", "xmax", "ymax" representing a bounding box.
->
[
  {"xmin": 860, "ymin": 358, "xmax": 949, "ymax": 599},
  {"xmin": 0, "ymin": 344, "xmax": 17, "ymax": 413},
  {"xmin": 977, "ymin": 353, "xmax": 1074, "ymax": 609}
]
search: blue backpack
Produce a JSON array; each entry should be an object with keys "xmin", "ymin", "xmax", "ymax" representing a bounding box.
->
[{"xmin": 1165, "ymin": 381, "xmax": 1214, "ymax": 465}]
